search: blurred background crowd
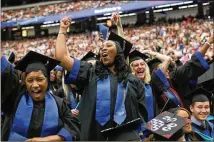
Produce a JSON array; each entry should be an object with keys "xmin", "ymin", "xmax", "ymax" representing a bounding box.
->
[
  {"xmin": 1, "ymin": 1, "xmax": 128, "ymax": 22},
  {"xmin": 2, "ymin": 17, "xmax": 213, "ymax": 64},
  {"xmin": 1, "ymin": 0, "xmax": 214, "ymax": 141}
]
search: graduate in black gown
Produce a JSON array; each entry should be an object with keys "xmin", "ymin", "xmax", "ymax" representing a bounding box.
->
[
  {"xmin": 185, "ymin": 88, "xmax": 214, "ymax": 141},
  {"xmin": 128, "ymin": 50, "xmax": 155, "ymax": 139},
  {"xmin": 49, "ymin": 70, "xmax": 58, "ymax": 95},
  {"xmin": 55, "ymin": 17, "xmax": 148, "ymax": 141},
  {"xmin": 149, "ymin": 35, "xmax": 213, "ymax": 112},
  {"xmin": 55, "ymin": 65, "xmax": 63, "ymax": 89},
  {"xmin": 1, "ymin": 51, "xmax": 80, "ymax": 141}
]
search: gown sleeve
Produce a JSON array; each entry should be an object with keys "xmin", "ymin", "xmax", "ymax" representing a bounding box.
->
[
  {"xmin": 150, "ymin": 70, "xmax": 168, "ymax": 94},
  {"xmin": 134, "ymin": 78, "xmax": 148, "ymax": 122},
  {"xmin": 57, "ymin": 100, "xmax": 80, "ymax": 141},
  {"xmin": 55, "ymin": 87, "xmax": 66, "ymax": 100},
  {"xmin": 55, "ymin": 87, "xmax": 72, "ymax": 110},
  {"xmin": 64, "ymin": 59, "xmax": 92, "ymax": 89},
  {"xmin": 171, "ymin": 51, "xmax": 210, "ymax": 85},
  {"xmin": 1, "ymin": 56, "xmax": 20, "ymax": 113}
]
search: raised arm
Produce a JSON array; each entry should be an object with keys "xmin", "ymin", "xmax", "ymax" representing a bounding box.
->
[
  {"xmin": 111, "ymin": 13, "xmax": 125, "ymax": 38},
  {"xmin": 1, "ymin": 55, "xmax": 20, "ymax": 113},
  {"xmin": 198, "ymin": 35, "xmax": 213, "ymax": 55},
  {"xmin": 171, "ymin": 35, "xmax": 213, "ymax": 85},
  {"xmin": 142, "ymin": 50, "xmax": 172, "ymax": 74},
  {"xmin": 55, "ymin": 17, "xmax": 75, "ymax": 71}
]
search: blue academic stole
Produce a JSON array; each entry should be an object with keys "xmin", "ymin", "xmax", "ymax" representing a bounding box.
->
[
  {"xmin": 138, "ymin": 84, "xmax": 154, "ymax": 141},
  {"xmin": 8, "ymin": 92, "xmax": 59, "ymax": 140},
  {"xmin": 69, "ymin": 92, "xmax": 77, "ymax": 109},
  {"xmin": 96, "ymin": 76, "xmax": 128, "ymax": 126},
  {"xmin": 192, "ymin": 121, "xmax": 214, "ymax": 141},
  {"xmin": 155, "ymin": 69, "xmax": 183, "ymax": 107},
  {"xmin": 144, "ymin": 84, "xmax": 154, "ymax": 121}
]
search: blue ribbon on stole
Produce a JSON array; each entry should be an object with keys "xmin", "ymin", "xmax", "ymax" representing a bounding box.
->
[
  {"xmin": 155, "ymin": 69, "xmax": 182, "ymax": 107},
  {"xmin": 165, "ymin": 90, "xmax": 182, "ymax": 107},
  {"xmin": 96, "ymin": 76, "xmax": 128, "ymax": 126},
  {"xmin": 144, "ymin": 84, "xmax": 154, "ymax": 121},
  {"xmin": 69, "ymin": 92, "xmax": 77, "ymax": 109},
  {"xmin": 9, "ymin": 92, "xmax": 59, "ymax": 140},
  {"xmin": 137, "ymin": 85, "xmax": 153, "ymax": 141},
  {"xmin": 114, "ymin": 82, "xmax": 128, "ymax": 125},
  {"xmin": 96, "ymin": 76, "xmax": 111, "ymax": 126}
]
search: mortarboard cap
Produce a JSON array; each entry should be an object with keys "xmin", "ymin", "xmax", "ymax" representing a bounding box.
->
[
  {"xmin": 147, "ymin": 58, "xmax": 162, "ymax": 73},
  {"xmin": 129, "ymin": 50, "xmax": 149, "ymax": 64},
  {"xmin": 108, "ymin": 32, "xmax": 133, "ymax": 58},
  {"xmin": 99, "ymin": 24, "xmax": 109, "ymax": 40},
  {"xmin": 81, "ymin": 51, "xmax": 98, "ymax": 61},
  {"xmin": 184, "ymin": 87, "xmax": 213, "ymax": 104},
  {"xmin": 8, "ymin": 52, "xmax": 15, "ymax": 64},
  {"xmin": 54, "ymin": 65, "xmax": 63, "ymax": 71},
  {"xmin": 144, "ymin": 111, "xmax": 185, "ymax": 141},
  {"xmin": 101, "ymin": 118, "xmax": 141, "ymax": 140},
  {"xmin": 15, "ymin": 51, "xmax": 60, "ymax": 74}
]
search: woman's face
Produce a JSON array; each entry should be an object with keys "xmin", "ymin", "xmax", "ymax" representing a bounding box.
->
[
  {"xmin": 176, "ymin": 110, "xmax": 192, "ymax": 133},
  {"xmin": 50, "ymin": 71, "xmax": 55, "ymax": 81},
  {"xmin": 131, "ymin": 59, "xmax": 146, "ymax": 80},
  {"xmin": 99, "ymin": 40, "xmax": 117, "ymax": 67},
  {"xmin": 25, "ymin": 71, "xmax": 48, "ymax": 102},
  {"xmin": 56, "ymin": 71, "xmax": 62, "ymax": 80}
]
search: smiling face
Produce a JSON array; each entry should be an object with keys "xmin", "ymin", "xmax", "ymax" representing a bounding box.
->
[
  {"xmin": 50, "ymin": 70, "xmax": 55, "ymax": 81},
  {"xmin": 56, "ymin": 71, "xmax": 62, "ymax": 80},
  {"xmin": 131, "ymin": 59, "xmax": 146, "ymax": 80},
  {"xmin": 99, "ymin": 40, "xmax": 117, "ymax": 67},
  {"xmin": 25, "ymin": 71, "xmax": 48, "ymax": 102},
  {"xmin": 190, "ymin": 102, "xmax": 210, "ymax": 122}
]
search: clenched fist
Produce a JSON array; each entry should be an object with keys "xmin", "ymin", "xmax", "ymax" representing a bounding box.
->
[
  {"xmin": 60, "ymin": 17, "xmax": 72, "ymax": 32},
  {"xmin": 71, "ymin": 109, "xmax": 79, "ymax": 117},
  {"xmin": 111, "ymin": 13, "xmax": 122, "ymax": 27}
]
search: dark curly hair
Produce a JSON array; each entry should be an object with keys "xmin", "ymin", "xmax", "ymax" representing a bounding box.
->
[{"xmin": 95, "ymin": 41, "xmax": 130, "ymax": 87}]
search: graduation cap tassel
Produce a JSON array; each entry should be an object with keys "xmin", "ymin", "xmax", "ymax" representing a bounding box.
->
[
  {"xmin": 62, "ymin": 70, "xmax": 69, "ymax": 103},
  {"xmin": 160, "ymin": 98, "xmax": 170, "ymax": 113},
  {"xmin": 45, "ymin": 60, "xmax": 49, "ymax": 66},
  {"xmin": 123, "ymin": 40, "xmax": 126, "ymax": 52}
]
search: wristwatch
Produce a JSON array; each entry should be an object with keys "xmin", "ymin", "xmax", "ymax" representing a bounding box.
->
[{"xmin": 58, "ymin": 32, "xmax": 67, "ymax": 35}]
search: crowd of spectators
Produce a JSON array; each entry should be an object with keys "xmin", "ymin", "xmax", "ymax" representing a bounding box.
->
[
  {"xmin": 1, "ymin": 1, "xmax": 129, "ymax": 22},
  {"xmin": 2, "ymin": 16, "xmax": 214, "ymax": 64}
]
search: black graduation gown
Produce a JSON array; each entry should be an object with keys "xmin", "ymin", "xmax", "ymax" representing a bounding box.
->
[
  {"xmin": 151, "ymin": 51, "xmax": 210, "ymax": 113},
  {"xmin": 1, "ymin": 58, "xmax": 80, "ymax": 141},
  {"xmin": 55, "ymin": 86, "xmax": 81, "ymax": 110},
  {"xmin": 65, "ymin": 60, "xmax": 148, "ymax": 141},
  {"xmin": 170, "ymin": 51, "xmax": 210, "ymax": 108}
]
